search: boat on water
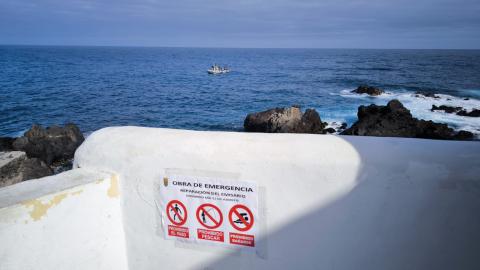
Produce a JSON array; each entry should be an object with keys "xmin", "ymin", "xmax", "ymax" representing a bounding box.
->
[{"xmin": 208, "ymin": 64, "xmax": 230, "ymax": 74}]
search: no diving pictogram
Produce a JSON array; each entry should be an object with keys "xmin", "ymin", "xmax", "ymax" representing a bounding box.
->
[
  {"xmin": 228, "ymin": 204, "xmax": 254, "ymax": 232},
  {"xmin": 167, "ymin": 200, "xmax": 187, "ymax": 226},
  {"xmin": 196, "ymin": 203, "xmax": 223, "ymax": 229}
]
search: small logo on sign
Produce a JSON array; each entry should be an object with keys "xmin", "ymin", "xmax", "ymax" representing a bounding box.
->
[{"xmin": 163, "ymin": 177, "xmax": 169, "ymax": 187}]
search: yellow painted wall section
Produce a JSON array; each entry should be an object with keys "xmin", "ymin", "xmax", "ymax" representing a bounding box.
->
[{"xmin": 108, "ymin": 174, "xmax": 119, "ymax": 198}]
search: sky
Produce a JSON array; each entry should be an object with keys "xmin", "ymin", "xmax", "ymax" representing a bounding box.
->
[{"xmin": 0, "ymin": 0, "xmax": 479, "ymax": 49}]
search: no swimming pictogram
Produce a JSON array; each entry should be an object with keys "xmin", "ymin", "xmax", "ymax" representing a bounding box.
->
[
  {"xmin": 167, "ymin": 200, "xmax": 187, "ymax": 226},
  {"xmin": 196, "ymin": 203, "xmax": 223, "ymax": 229},
  {"xmin": 228, "ymin": 204, "xmax": 254, "ymax": 232}
]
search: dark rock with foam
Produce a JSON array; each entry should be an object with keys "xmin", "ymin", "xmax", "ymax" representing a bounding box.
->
[
  {"xmin": 431, "ymin": 105, "xmax": 462, "ymax": 114},
  {"xmin": 415, "ymin": 92, "xmax": 441, "ymax": 99},
  {"xmin": 351, "ymin": 85, "xmax": 384, "ymax": 96},
  {"xmin": 342, "ymin": 100, "xmax": 473, "ymax": 140},
  {"xmin": 431, "ymin": 105, "xmax": 480, "ymax": 118},
  {"xmin": 457, "ymin": 109, "xmax": 480, "ymax": 117},
  {"xmin": 244, "ymin": 106, "xmax": 328, "ymax": 133}
]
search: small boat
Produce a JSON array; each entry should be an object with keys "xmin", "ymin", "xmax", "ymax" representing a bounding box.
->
[{"xmin": 208, "ymin": 64, "xmax": 230, "ymax": 74}]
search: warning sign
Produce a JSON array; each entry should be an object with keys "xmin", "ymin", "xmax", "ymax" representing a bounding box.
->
[
  {"xmin": 167, "ymin": 200, "xmax": 187, "ymax": 226},
  {"xmin": 228, "ymin": 204, "xmax": 254, "ymax": 231},
  {"xmin": 197, "ymin": 204, "xmax": 223, "ymax": 229},
  {"xmin": 159, "ymin": 173, "xmax": 259, "ymax": 251}
]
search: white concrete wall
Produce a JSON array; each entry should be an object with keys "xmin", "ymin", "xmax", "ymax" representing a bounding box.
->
[
  {"xmin": 1, "ymin": 127, "xmax": 479, "ymax": 269},
  {"xmin": 0, "ymin": 169, "xmax": 128, "ymax": 270},
  {"xmin": 70, "ymin": 127, "xmax": 480, "ymax": 270}
]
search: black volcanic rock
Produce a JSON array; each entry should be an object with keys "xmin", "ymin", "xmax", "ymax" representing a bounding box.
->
[
  {"xmin": 244, "ymin": 106, "xmax": 327, "ymax": 133},
  {"xmin": 351, "ymin": 85, "xmax": 384, "ymax": 96},
  {"xmin": 457, "ymin": 109, "xmax": 480, "ymax": 117},
  {"xmin": 431, "ymin": 105, "xmax": 462, "ymax": 114},
  {"xmin": 341, "ymin": 100, "xmax": 473, "ymax": 140},
  {"xmin": 431, "ymin": 105, "xmax": 480, "ymax": 118},
  {"xmin": 0, "ymin": 151, "xmax": 52, "ymax": 188},
  {"xmin": 12, "ymin": 124, "xmax": 84, "ymax": 166},
  {"xmin": 454, "ymin": 130, "xmax": 475, "ymax": 140},
  {"xmin": 415, "ymin": 92, "xmax": 441, "ymax": 99},
  {"xmin": 0, "ymin": 137, "xmax": 15, "ymax": 152}
]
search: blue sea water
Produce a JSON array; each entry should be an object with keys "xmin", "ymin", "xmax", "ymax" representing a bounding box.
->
[{"xmin": 1, "ymin": 46, "xmax": 480, "ymax": 137}]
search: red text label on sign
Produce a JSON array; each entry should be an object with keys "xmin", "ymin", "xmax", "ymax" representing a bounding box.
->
[
  {"xmin": 197, "ymin": 229, "xmax": 224, "ymax": 242},
  {"xmin": 168, "ymin": 225, "xmax": 189, "ymax": 238},
  {"xmin": 229, "ymin": 232, "xmax": 255, "ymax": 247}
]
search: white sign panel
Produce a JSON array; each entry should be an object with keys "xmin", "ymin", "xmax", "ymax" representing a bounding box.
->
[{"xmin": 159, "ymin": 173, "xmax": 258, "ymax": 250}]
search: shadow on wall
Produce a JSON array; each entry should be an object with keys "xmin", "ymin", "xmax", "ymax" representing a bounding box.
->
[{"xmin": 205, "ymin": 136, "xmax": 480, "ymax": 270}]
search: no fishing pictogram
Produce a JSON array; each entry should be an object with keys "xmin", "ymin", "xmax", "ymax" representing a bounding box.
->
[
  {"xmin": 228, "ymin": 204, "xmax": 254, "ymax": 232},
  {"xmin": 167, "ymin": 200, "xmax": 187, "ymax": 226},
  {"xmin": 196, "ymin": 203, "xmax": 223, "ymax": 229}
]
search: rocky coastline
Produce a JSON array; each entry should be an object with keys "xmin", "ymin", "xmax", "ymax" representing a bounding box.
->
[
  {"xmin": 244, "ymin": 100, "xmax": 474, "ymax": 140},
  {"xmin": 244, "ymin": 85, "xmax": 477, "ymax": 140},
  {"xmin": 1, "ymin": 85, "xmax": 478, "ymax": 188},
  {"xmin": 340, "ymin": 100, "xmax": 473, "ymax": 140},
  {"xmin": 0, "ymin": 124, "xmax": 84, "ymax": 188}
]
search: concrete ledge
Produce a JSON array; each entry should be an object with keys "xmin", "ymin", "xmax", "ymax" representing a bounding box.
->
[
  {"xmin": 2, "ymin": 127, "xmax": 480, "ymax": 270},
  {"xmin": 0, "ymin": 168, "xmax": 111, "ymax": 209},
  {"xmin": 0, "ymin": 169, "xmax": 127, "ymax": 270},
  {"xmin": 76, "ymin": 127, "xmax": 480, "ymax": 270}
]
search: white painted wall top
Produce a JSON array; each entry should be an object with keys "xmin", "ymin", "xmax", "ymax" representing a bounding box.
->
[
  {"xmin": 1, "ymin": 126, "xmax": 480, "ymax": 270},
  {"xmin": 74, "ymin": 127, "xmax": 480, "ymax": 270},
  {"xmin": 0, "ymin": 169, "xmax": 127, "ymax": 270}
]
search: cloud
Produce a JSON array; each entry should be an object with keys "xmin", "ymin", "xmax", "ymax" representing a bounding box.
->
[{"xmin": 0, "ymin": 0, "xmax": 479, "ymax": 48}]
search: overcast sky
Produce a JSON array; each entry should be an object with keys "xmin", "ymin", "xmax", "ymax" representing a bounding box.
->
[{"xmin": 1, "ymin": 0, "xmax": 479, "ymax": 49}]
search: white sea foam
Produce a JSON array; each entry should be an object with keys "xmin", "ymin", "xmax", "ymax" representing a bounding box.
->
[
  {"xmin": 337, "ymin": 89, "xmax": 480, "ymax": 138},
  {"xmin": 323, "ymin": 121, "xmax": 347, "ymax": 134}
]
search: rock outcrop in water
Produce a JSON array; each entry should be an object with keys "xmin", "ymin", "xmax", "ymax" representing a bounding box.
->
[
  {"xmin": 244, "ymin": 106, "xmax": 328, "ymax": 133},
  {"xmin": 12, "ymin": 124, "xmax": 84, "ymax": 166},
  {"xmin": 431, "ymin": 105, "xmax": 462, "ymax": 114},
  {"xmin": 0, "ymin": 123, "xmax": 84, "ymax": 187},
  {"xmin": 431, "ymin": 105, "xmax": 480, "ymax": 117},
  {"xmin": 457, "ymin": 109, "xmax": 480, "ymax": 117},
  {"xmin": 351, "ymin": 85, "xmax": 384, "ymax": 96},
  {"xmin": 415, "ymin": 92, "xmax": 441, "ymax": 99},
  {"xmin": 342, "ymin": 100, "xmax": 473, "ymax": 140}
]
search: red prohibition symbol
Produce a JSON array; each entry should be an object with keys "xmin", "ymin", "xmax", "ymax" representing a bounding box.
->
[
  {"xmin": 167, "ymin": 200, "xmax": 187, "ymax": 226},
  {"xmin": 196, "ymin": 203, "xmax": 223, "ymax": 229},
  {"xmin": 228, "ymin": 204, "xmax": 254, "ymax": 232}
]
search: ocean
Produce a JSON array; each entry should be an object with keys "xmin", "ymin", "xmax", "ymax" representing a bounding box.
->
[{"xmin": 1, "ymin": 46, "xmax": 479, "ymax": 137}]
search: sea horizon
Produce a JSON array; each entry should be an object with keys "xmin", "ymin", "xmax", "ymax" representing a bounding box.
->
[{"xmin": 1, "ymin": 44, "xmax": 480, "ymax": 51}]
